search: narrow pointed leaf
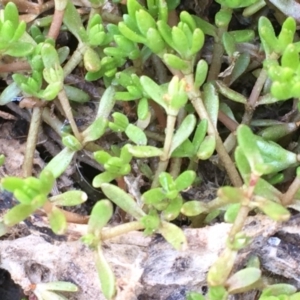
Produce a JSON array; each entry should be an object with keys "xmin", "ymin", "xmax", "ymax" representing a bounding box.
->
[
  {"xmin": 170, "ymin": 114, "xmax": 196, "ymax": 154},
  {"xmin": 159, "ymin": 221, "xmax": 187, "ymax": 250},
  {"xmin": 101, "ymin": 183, "xmax": 145, "ymax": 219}
]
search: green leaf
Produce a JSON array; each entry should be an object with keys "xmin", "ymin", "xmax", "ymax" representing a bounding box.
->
[
  {"xmin": 171, "ymin": 139, "xmax": 195, "ymax": 158},
  {"xmin": 141, "ymin": 209, "xmax": 160, "ymax": 235},
  {"xmin": 163, "ymin": 53, "xmax": 190, "ymax": 71},
  {"xmin": 128, "ymin": 145, "xmax": 163, "ymax": 158},
  {"xmin": 170, "ymin": 114, "xmax": 196, "ymax": 154},
  {"xmin": 101, "ymin": 183, "xmax": 145, "ymax": 219},
  {"xmin": 236, "ymin": 125, "xmax": 266, "ymax": 176},
  {"xmin": 4, "ymin": 2, "xmax": 19, "ymax": 28},
  {"xmin": 104, "ymin": 157, "xmax": 131, "ymax": 175},
  {"xmin": 180, "ymin": 11, "xmax": 196, "ymax": 31},
  {"xmin": 137, "ymin": 97, "xmax": 149, "ymax": 120},
  {"xmin": 234, "ymin": 147, "xmax": 251, "ymax": 181},
  {"xmin": 229, "ymin": 29, "xmax": 255, "ymax": 43},
  {"xmin": 207, "ymin": 248, "xmax": 237, "ymax": 286},
  {"xmin": 159, "ymin": 221, "xmax": 187, "ymax": 250},
  {"xmin": 125, "ymin": 124, "xmax": 147, "ymax": 145},
  {"xmin": 135, "ymin": 9, "xmax": 157, "ymax": 37},
  {"xmin": 146, "ymin": 27, "xmax": 166, "ymax": 54},
  {"xmin": 222, "ymin": 32, "xmax": 236, "ymax": 57},
  {"xmin": 263, "ymin": 284, "xmax": 297, "ymax": 296},
  {"xmin": 118, "ymin": 22, "xmax": 147, "ymax": 44},
  {"xmin": 84, "ymin": 47, "xmax": 101, "ymax": 72},
  {"xmin": 181, "ymin": 201, "xmax": 208, "ymax": 216},
  {"xmin": 258, "ymin": 123, "xmax": 298, "ymax": 141},
  {"xmin": 49, "ymin": 191, "xmax": 88, "ymax": 206},
  {"xmin": 190, "ymin": 28, "xmax": 205, "ymax": 55},
  {"xmin": 192, "ymin": 119, "xmax": 208, "ymax": 151},
  {"xmin": 278, "ymin": 17, "xmax": 296, "ymax": 51},
  {"xmin": 255, "ymin": 136, "xmax": 298, "ymax": 173},
  {"xmin": 142, "ymin": 187, "xmax": 166, "ymax": 204},
  {"xmin": 258, "ymin": 16, "xmax": 278, "ymax": 55},
  {"xmin": 48, "ymin": 206, "xmax": 67, "ymax": 235},
  {"xmin": 194, "ymin": 59, "xmax": 208, "ymax": 90},
  {"xmin": 3, "ymin": 42, "xmax": 34, "ymax": 57},
  {"xmin": 4, "ymin": 204, "xmax": 36, "ymax": 226},
  {"xmin": 127, "ymin": 0, "xmax": 145, "ymax": 21},
  {"xmin": 217, "ymin": 186, "xmax": 246, "ymax": 204},
  {"xmin": 159, "ymin": 172, "xmax": 175, "ymax": 192},
  {"xmin": 62, "ymin": 135, "xmax": 82, "ymax": 151},
  {"xmin": 42, "ymin": 43, "xmax": 60, "ymax": 68},
  {"xmin": 171, "ymin": 26, "xmax": 189, "ymax": 58},
  {"xmin": 63, "ymin": 0, "xmax": 86, "ymax": 42},
  {"xmin": 64, "ymin": 85, "xmax": 90, "ymax": 103},
  {"xmin": 44, "ymin": 148, "xmax": 76, "ymax": 178},
  {"xmin": 215, "ymin": 9, "xmax": 232, "ymax": 28},
  {"xmin": 174, "ymin": 170, "xmax": 196, "ymax": 191},
  {"xmin": 140, "ymin": 76, "xmax": 167, "ymax": 110},
  {"xmin": 1, "ymin": 177, "xmax": 24, "ymax": 192},
  {"xmin": 1, "ymin": 20, "xmax": 15, "ymax": 42},
  {"xmin": 197, "ymin": 135, "xmax": 216, "ymax": 160},
  {"xmin": 224, "ymin": 203, "xmax": 241, "ymax": 223},
  {"xmin": 37, "ymin": 281, "xmax": 78, "ymax": 292},
  {"xmin": 157, "ymin": 20, "xmax": 175, "ymax": 48},
  {"xmin": 88, "ymin": 200, "xmax": 113, "ymax": 234},
  {"xmin": 0, "ymin": 81, "xmax": 21, "ymax": 105},
  {"xmin": 281, "ymin": 44, "xmax": 299, "ymax": 71},
  {"xmin": 95, "ymin": 246, "xmax": 116, "ymax": 299},
  {"xmin": 82, "ymin": 117, "xmax": 107, "ymax": 143},
  {"xmin": 203, "ymin": 83, "xmax": 219, "ymax": 128},
  {"xmin": 161, "ymin": 196, "xmax": 183, "ymax": 221},
  {"xmin": 39, "ymin": 170, "xmax": 55, "ymax": 194},
  {"xmin": 93, "ymin": 172, "xmax": 117, "ymax": 187},
  {"xmin": 207, "ymin": 286, "xmax": 228, "ymax": 300},
  {"xmin": 193, "ymin": 15, "xmax": 217, "ymax": 37},
  {"xmin": 226, "ymin": 267, "xmax": 261, "ymax": 294},
  {"xmin": 215, "ymin": 81, "xmax": 247, "ymax": 104},
  {"xmin": 229, "ymin": 53, "xmax": 250, "ymax": 85},
  {"xmin": 109, "ymin": 112, "xmax": 129, "ymax": 132},
  {"xmin": 253, "ymin": 197, "xmax": 290, "ymax": 221}
]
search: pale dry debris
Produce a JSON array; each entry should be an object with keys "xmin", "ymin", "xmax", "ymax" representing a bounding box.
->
[{"xmin": 0, "ymin": 214, "xmax": 297, "ymax": 299}]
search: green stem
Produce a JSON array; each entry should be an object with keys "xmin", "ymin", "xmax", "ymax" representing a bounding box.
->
[
  {"xmin": 241, "ymin": 69, "xmax": 268, "ymax": 125},
  {"xmin": 100, "ymin": 221, "xmax": 145, "ymax": 240},
  {"xmin": 169, "ymin": 108, "xmax": 186, "ymax": 179},
  {"xmin": 223, "ymin": 69, "xmax": 269, "ymax": 154},
  {"xmin": 58, "ymin": 89, "xmax": 82, "ymax": 142},
  {"xmin": 185, "ymin": 74, "xmax": 242, "ymax": 187},
  {"xmin": 207, "ymin": 26, "xmax": 228, "ymax": 81},
  {"xmin": 151, "ymin": 115, "xmax": 177, "ymax": 188},
  {"xmin": 281, "ymin": 176, "xmax": 300, "ymax": 206},
  {"xmin": 63, "ymin": 43, "xmax": 88, "ymax": 77},
  {"xmin": 23, "ymin": 107, "xmax": 43, "ymax": 177},
  {"xmin": 228, "ymin": 174, "xmax": 258, "ymax": 241}
]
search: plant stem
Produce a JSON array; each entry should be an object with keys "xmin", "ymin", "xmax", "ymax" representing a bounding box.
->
[
  {"xmin": 151, "ymin": 115, "xmax": 177, "ymax": 188},
  {"xmin": 186, "ymin": 75, "xmax": 242, "ymax": 187},
  {"xmin": 241, "ymin": 69, "xmax": 268, "ymax": 125},
  {"xmin": 23, "ymin": 107, "xmax": 43, "ymax": 177},
  {"xmin": 58, "ymin": 89, "xmax": 82, "ymax": 142},
  {"xmin": 169, "ymin": 108, "xmax": 186, "ymax": 179},
  {"xmin": 63, "ymin": 43, "xmax": 88, "ymax": 77},
  {"xmin": 47, "ymin": 8, "xmax": 64, "ymax": 40},
  {"xmin": 207, "ymin": 26, "xmax": 228, "ymax": 81},
  {"xmin": 281, "ymin": 176, "xmax": 300, "ymax": 206},
  {"xmin": 228, "ymin": 174, "xmax": 258, "ymax": 240},
  {"xmin": 101, "ymin": 221, "xmax": 145, "ymax": 240}
]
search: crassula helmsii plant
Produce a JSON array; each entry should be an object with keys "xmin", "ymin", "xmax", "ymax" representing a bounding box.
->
[{"xmin": 1, "ymin": 0, "xmax": 300, "ymax": 299}]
